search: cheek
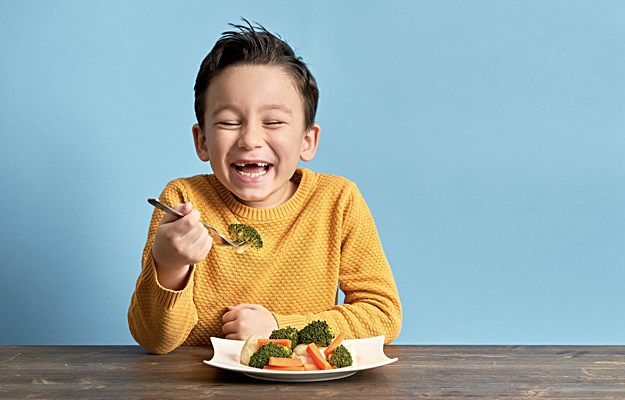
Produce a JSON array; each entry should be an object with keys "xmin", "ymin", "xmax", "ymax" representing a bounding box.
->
[
  {"xmin": 275, "ymin": 136, "xmax": 304, "ymax": 157},
  {"xmin": 290, "ymin": 139, "xmax": 306, "ymax": 161},
  {"xmin": 207, "ymin": 137, "xmax": 230, "ymax": 159}
]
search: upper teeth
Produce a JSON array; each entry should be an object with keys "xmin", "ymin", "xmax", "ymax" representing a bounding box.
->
[{"xmin": 234, "ymin": 162, "xmax": 269, "ymax": 178}]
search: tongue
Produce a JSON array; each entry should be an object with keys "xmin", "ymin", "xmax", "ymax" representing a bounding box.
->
[{"xmin": 239, "ymin": 164, "xmax": 266, "ymax": 173}]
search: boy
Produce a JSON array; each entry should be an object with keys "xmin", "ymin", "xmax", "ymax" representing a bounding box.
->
[{"xmin": 128, "ymin": 21, "xmax": 402, "ymax": 354}]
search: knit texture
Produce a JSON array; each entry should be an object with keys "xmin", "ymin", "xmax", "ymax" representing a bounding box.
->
[{"xmin": 128, "ymin": 168, "xmax": 402, "ymax": 354}]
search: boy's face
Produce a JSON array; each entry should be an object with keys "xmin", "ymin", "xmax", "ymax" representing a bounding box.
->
[{"xmin": 193, "ymin": 64, "xmax": 320, "ymax": 209}]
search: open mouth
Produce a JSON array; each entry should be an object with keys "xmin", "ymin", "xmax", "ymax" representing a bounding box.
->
[{"xmin": 233, "ymin": 162, "xmax": 271, "ymax": 178}]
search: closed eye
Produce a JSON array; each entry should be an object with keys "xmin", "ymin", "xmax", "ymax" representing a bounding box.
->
[
  {"xmin": 217, "ymin": 121, "xmax": 240, "ymax": 127},
  {"xmin": 264, "ymin": 121, "xmax": 285, "ymax": 127}
]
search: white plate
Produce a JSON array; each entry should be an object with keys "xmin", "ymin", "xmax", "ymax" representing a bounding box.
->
[{"xmin": 204, "ymin": 335, "xmax": 398, "ymax": 382}]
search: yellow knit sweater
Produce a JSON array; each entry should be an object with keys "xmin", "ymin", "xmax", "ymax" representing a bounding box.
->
[{"xmin": 128, "ymin": 168, "xmax": 402, "ymax": 354}]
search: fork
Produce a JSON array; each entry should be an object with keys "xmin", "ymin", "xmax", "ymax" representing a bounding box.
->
[{"xmin": 147, "ymin": 198, "xmax": 243, "ymax": 247}]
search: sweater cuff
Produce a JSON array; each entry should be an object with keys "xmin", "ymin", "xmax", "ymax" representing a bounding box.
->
[
  {"xmin": 143, "ymin": 252, "xmax": 195, "ymax": 310},
  {"xmin": 273, "ymin": 313, "xmax": 307, "ymax": 330}
]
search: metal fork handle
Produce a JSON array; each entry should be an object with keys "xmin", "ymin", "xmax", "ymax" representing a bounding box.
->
[{"xmin": 147, "ymin": 198, "xmax": 240, "ymax": 247}]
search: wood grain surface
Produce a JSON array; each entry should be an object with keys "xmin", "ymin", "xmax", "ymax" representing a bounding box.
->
[{"xmin": 1, "ymin": 345, "xmax": 624, "ymax": 399}]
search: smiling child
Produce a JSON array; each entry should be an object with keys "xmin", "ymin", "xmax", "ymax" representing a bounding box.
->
[{"xmin": 128, "ymin": 20, "xmax": 402, "ymax": 354}]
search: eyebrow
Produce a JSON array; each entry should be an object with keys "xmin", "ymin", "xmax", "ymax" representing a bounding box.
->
[
  {"xmin": 211, "ymin": 103, "xmax": 293, "ymax": 117},
  {"xmin": 259, "ymin": 104, "xmax": 293, "ymax": 114}
]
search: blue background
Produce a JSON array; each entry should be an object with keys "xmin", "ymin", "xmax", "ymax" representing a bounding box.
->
[{"xmin": 1, "ymin": 0, "xmax": 623, "ymax": 345}]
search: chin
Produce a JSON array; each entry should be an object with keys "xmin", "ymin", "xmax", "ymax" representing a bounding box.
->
[{"xmin": 230, "ymin": 187, "xmax": 270, "ymax": 201}]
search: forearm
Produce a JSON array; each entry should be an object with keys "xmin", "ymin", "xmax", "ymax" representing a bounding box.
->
[
  {"xmin": 276, "ymin": 182, "xmax": 402, "ymax": 344},
  {"xmin": 128, "ymin": 253, "xmax": 198, "ymax": 354},
  {"xmin": 273, "ymin": 289, "xmax": 402, "ymax": 344},
  {"xmin": 154, "ymin": 260, "xmax": 192, "ymax": 291}
]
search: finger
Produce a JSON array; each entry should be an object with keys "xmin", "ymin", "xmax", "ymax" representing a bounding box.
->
[
  {"xmin": 158, "ymin": 202, "xmax": 192, "ymax": 225},
  {"xmin": 222, "ymin": 319, "xmax": 252, "ymax": 340},
  {"xmin": 171, "ymin": 208, "xmax": 202, "ymax": 236},
  {"xmin": 175, "ymin": 202, "xmax": 194, "ymax": 215},
  {"xmin": 169, "ymin": 222, "xmax": 209, "ymax": 265},
  {"xmin": 180, "ymin": 216, "xmax": 205, "ymax": 243},
  {"xmin": 190, "ymin": 228, "xmax": 212, "ymax": 262},
  {"xmin": 199, "ymin": 231, "xmax": 213, "ymax": 256},
  {"xmin": 222, "ymin": 320, "xmax": 241, "ymax": 335},
  {"xmin": 227, "ymin": 304, "xmax": 261, "ymax": 311},
  {"xmin": 222, "ymin": 309, "xmax": 239, "ymax": 324},
  {"xmin": 225, "ymin": 332, "xmax": 247, "ymax": 340},
  {"xmin": 221, "ymin": 307, "xmax": 252, "ymax": 324}
]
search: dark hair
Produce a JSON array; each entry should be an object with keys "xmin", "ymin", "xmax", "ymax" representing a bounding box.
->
[{"xmin": 194, "ymin": 19, "xmax": 319, "ymax": 130}]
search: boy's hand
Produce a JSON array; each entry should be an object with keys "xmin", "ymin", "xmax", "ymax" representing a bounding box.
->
[
  {"xmin": 152, "ymin": 202, "xmax": 212, "ymax": 290},
  {"xmin": 222, "ymin": 304, "xmax": 279, "ymax": 340}
]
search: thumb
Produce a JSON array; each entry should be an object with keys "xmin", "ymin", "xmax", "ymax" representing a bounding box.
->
[
  {"xmin": 228, "ymin": 304, "xmax": 260, "ymax": 311},
  {"xmin": 174, "ymin": 202, "xmax": 193, "ymax": 215},
  {"xmin": 159, "ymin": 202, "xmax": 193, "ymax": 224}
]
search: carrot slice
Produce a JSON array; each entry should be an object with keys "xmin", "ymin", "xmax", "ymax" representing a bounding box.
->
[
  {"xmin": 304, "ymin": 363, "xmax": 321, "ymax": 371},
  {"xmin": 263, "ymin": 365, "xmax": 306, "ymax": 371},
  {"xmin": 324, "ymin": 332, "xmax": 346, "ymax": 357},
  {"xmin": 257, "ymin": 338, "xmax": 291, "ymax": 349},
  {"xmin": 269, "ymin": 357, "xmax": 304, "ymax": 367},
  {"xmin": 306, "ymin": 343, "xmax": 332, "ymax": 370}
]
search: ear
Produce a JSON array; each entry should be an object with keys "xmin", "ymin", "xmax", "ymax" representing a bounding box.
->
[
  {"xmin": 192, "ymin": 124, "xmax": 210, "ymax": 162},
  {"xmin": 300, "ymin": 123, "xmax": 320, "ymax": 162}
]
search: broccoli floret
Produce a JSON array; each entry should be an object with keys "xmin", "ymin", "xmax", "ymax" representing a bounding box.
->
[
  {"xmin": 228, "ymin": 224, "xmax": 263, "ymax": 254},
  {"xmin": 297, "ymin": 320, "xmax": 333, "ymax": 347},
  {"xmin": 248, "ymin": 342, "xmax": 293, "ymax": 369},
  {"xmin": 328, "ymin": 344, "xmax": 353, "ymax": 368},
  {"xmin": 269, "ymin": 326, "xmax": 299, "ymax": 350}
]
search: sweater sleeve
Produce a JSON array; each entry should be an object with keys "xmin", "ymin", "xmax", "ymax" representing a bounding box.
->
[
  {"xmin": 127, "ymin": 180, "xmax": 199, "ymax": 354},
  {"xmin": 274, "ymin": 184, "xmax": 402, "ymax": 344}
]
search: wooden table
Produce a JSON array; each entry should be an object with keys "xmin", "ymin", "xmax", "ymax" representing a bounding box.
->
[{"xmin": 1, "ymin": 345, "xmax": 624, "ymax": 399}]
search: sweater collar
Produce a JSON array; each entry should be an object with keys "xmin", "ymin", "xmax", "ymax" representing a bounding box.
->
[{"xmin": 209, "ymin": 168, "xmax": 314, "ymax": 221}]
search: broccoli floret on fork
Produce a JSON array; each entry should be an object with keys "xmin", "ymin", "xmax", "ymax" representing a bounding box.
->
[{"xmin": 228, "ymin": 224, "xmax": 263, "ymax": 254}]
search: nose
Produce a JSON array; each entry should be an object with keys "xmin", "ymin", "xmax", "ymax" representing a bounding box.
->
[{"xmin": 237, "ymin": 123, "xmax": 264, "ymax": 150}]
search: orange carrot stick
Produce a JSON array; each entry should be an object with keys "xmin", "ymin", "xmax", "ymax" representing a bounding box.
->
[
  {"xmin": 306, "ymin": 343, "xmax": 332, "ymax": 370},
  {"xmin": 304, "ymin": 363, "xmax": 321, "ymax": 371},
  {"xmin": 257, "ymin": 338, "xmax": 292, "ymax": 349},
  {"xmin": 324, "ymin": 332, "xmax": 346, "ymax": 357},
  {"xmin": 269, "ymin": 357, "xmax": 304, "ymax": 367},
  {"xmin": 263, "ymin": 365, "xmax": 306, "ymax": 371}
]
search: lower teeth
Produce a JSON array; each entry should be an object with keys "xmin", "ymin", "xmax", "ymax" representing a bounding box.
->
[{"xmin": 237, "ymin": 169, "xmax": 267, "ymax": 178}]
